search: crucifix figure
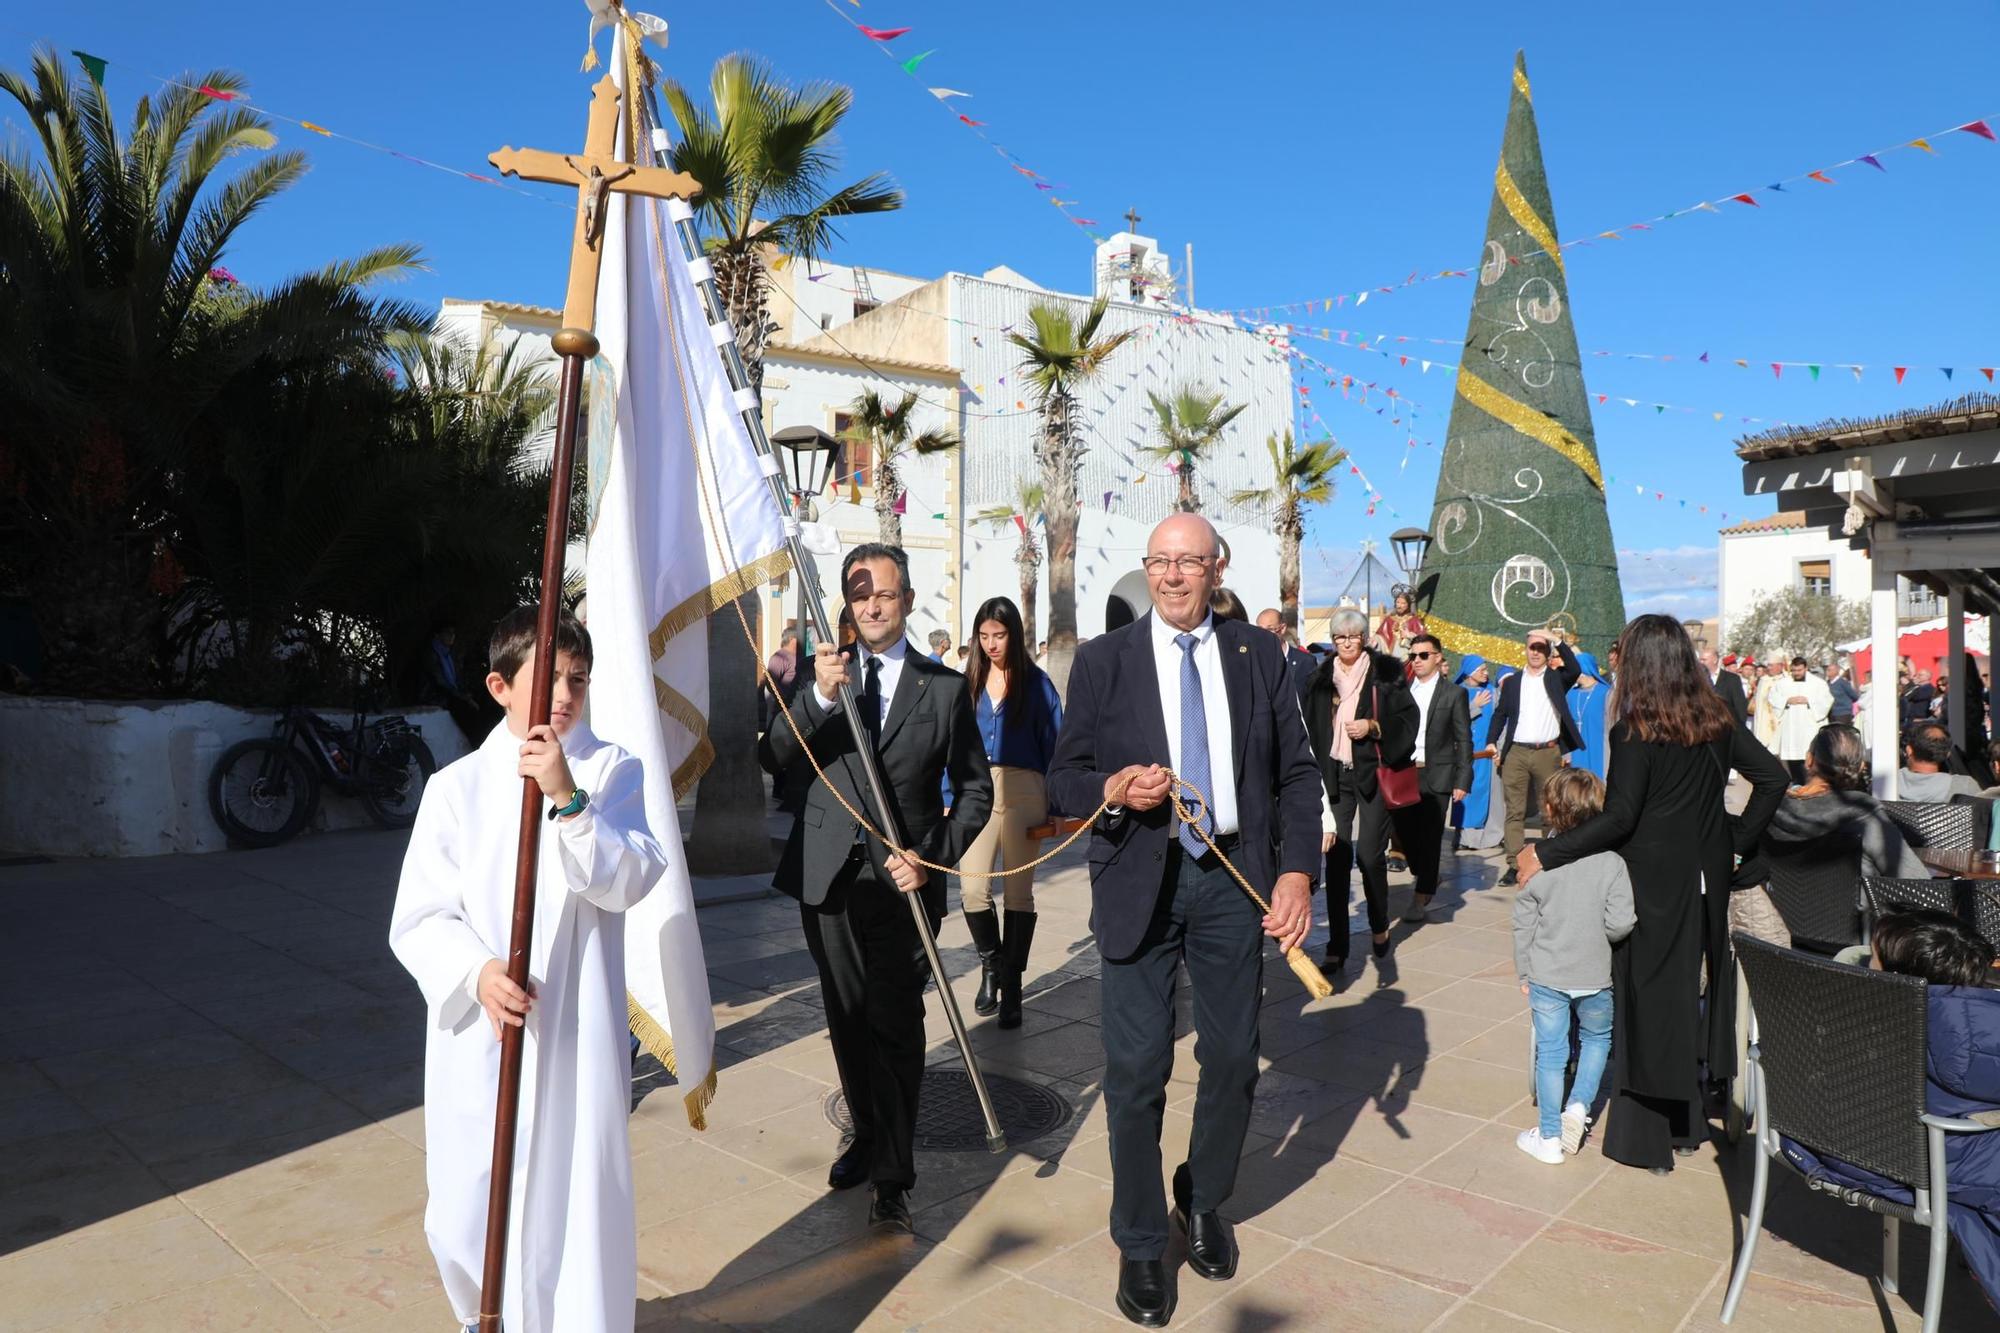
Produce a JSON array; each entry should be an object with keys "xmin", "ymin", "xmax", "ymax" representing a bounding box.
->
[
  {"xmin": 1123, "ymin": 206, "xmax": 1142, "ymax": 233},
  {"xmin": 490, "ymin": 74, "xmax": 703, "ymax": 334},
  {"xmin": 469, "ymin": 70, "xmax": 701, "ymax": 1333}
]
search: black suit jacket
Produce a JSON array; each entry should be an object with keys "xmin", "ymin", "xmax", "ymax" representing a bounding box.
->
[
  {"xmin": 1488, "ymin": 651, "xmax": 1585, "ymax": 761},
  {"xmin": 1414, "ymin": 675, "xmax": 1473, "ymax": 796},
  {"xmin": 1284, "ymin": 646, "xmax": 1318, "ymax": 711},
  {"xmin": 1046, "ymin": 614, "xmax": 1324, "ymax": 962},
  {"xmin": 1303, "ymin": 649, "xmax": 1419, "ymax": 803},
  {"xmin": 1712, "ymin": 670, "xmax": 1748, "ymax": 727},
  {"xmin": 759, "ymin": 642, "xmax": 993, "ymax": 920}
]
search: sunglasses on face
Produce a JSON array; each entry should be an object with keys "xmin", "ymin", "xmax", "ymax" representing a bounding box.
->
[{"xmin": 1410, "ymin": 651, "xmax": 1437, "ymax": 660}]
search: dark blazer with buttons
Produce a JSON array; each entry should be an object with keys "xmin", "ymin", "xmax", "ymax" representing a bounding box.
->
[
  {"xmin": 758, "ymin": 642, "xmax": 993, "ymax": 920},
  {"xmin": 1302, "ymin": 648, "xmax": 1419, "ymax": 803},
  {"xmin": 1414, "ymin": 676, "xmax": 1473, "ymax": 796},
  {"xmin": 1045, "ymin": 613, "xmax": 1324, "ymax": 963},
  {"xmin": 1713, "ymin": 669, "xmax": 1748, "ymax": 727},
  {"xmin": 1487, "ymin": 650, "xmax": 1584, "ymax": 762}
]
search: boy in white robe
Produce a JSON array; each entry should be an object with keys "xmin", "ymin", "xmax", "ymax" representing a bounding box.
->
[{"xmin": 390, "ymin": 608, "xmax": 667, "ymax": 1333}]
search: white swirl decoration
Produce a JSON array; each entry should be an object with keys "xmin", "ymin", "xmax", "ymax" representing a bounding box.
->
[{"xmin": 1433, "ymin": 450, "xmax": 1573, "ymax": 628}]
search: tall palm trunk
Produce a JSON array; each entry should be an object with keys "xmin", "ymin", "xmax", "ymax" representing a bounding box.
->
[
  {"xmin": 1039, "ymin": 392, "xmax": 1080, "ymax": 692},
  {"xmin": 875, "ymin": 451, "xmax": 903, "ymax": 545},
  {"xmin": 688, "ymin": 255, "xmax": 777, "ymax": 875},
  {"xmin": 1016, "ymin": 535, "xmax": 1041, "ymax": 642},
  {"xmin": 1178, "ymin": 465, "xmax": 1198, "ymax": 513},
  {"xmin": 1278, "ymin": 501, "xmax": 1303, "ymax": 632}
]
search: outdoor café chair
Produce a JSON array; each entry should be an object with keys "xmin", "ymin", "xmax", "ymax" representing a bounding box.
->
[{"xmin": 1759, "ymin": 832, "xmax": 1866, "ymax": 954}]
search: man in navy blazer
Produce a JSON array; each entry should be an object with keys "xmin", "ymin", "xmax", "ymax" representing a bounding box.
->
[{"xmin": 1047, "ymin": 514, "xmax": 1323, "ymax": 1327}]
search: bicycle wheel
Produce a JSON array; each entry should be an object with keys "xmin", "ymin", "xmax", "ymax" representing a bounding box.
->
[
  {"xmin": 209, "ymin": 739, "xmax": 320, "ymax": 847},
  {"xmin": 361, "ymin": 734, "xmax": 437, "ymax": 828}
]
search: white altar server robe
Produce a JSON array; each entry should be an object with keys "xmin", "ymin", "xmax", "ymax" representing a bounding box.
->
[{"xmin": 390, "ymin": 721, "xmax": 666, "ymax": 1333}]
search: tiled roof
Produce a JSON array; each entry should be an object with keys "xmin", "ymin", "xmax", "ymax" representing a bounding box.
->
[{"xmin": 1718, "ymin": 511, "xmax": 1806, "ymax": 536}]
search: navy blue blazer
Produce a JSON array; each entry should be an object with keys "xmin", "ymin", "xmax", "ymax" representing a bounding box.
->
[{"xmin": 1046, "ymin": 613, "xmax": 1324, "ymax": 962}]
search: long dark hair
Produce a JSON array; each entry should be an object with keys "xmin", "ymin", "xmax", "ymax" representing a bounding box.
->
[
  {"xmin": 1611, "ymin": 613, "xmax": 1734, "ymax": 747},
  {"xmin": 967, "ymin": 596, "xmax": 1032, "ymax": 711}
]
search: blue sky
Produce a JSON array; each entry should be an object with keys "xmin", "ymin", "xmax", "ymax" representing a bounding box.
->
[{"xmin": 14, "ymin": 2, "xmax": 1998, "ymax": 618}]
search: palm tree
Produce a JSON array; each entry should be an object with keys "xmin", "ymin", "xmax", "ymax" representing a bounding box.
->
[
  {"xmin": 1007, "ymin": 297, "xmax": 1135, "ymax": 691},
  {"xmin": 976, "ymin": 480, "xmax": 1045, "ymax": 637},
  {"xmin": 661, "ymin": 55, "xmax": 902, "ymax": 873},
  {"xmin": 841, "ymin": 388, "xmax": 959, "ymax": 545},
  {"xmin": 1142, "ymin": 383, "xmax": 1246, "ymax": 514},
  {"xmin": 0, "ymin": 48, "xmax": 424, "ymax": 695},
  {"xmin": 662, "ymin": 55, "xmax": 903, "ymax": 390},
  {"xmin": 1229, "ymin": 431, "xmax": 1346, "ymax": 632}
]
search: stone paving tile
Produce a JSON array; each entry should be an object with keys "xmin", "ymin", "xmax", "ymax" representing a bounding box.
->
[
  {"xmin": 1472, "ymin": 1219, "xmax": 1721, "ymax": 1331},
  {"xmin": 1313, "ymin": 1177, "xmax": 1551, "ymax": 1297},
  {"xmin": 1182, "ymin": 1248, "xmax": 1459, "ymax": 1329},
  {"xmin": 0, "ymin": 1212, "xmax": 251, "ymax": 1331},
  {"xmin": 258, "ymin": 1223, "xmax": 449, "ymax": 1328},
  {"xmin": 39, "ymin": 1272, "xmax": 323, "ymax": 1333}
]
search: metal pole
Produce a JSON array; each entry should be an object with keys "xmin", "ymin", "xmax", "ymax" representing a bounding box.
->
[
  {"xmin": 637, "ymin": 91, "xmax": 1006, "ymax": 1153},
  {"xmin": 477, "ymin": 330, "xmax": 595, "ymax": 1330}
]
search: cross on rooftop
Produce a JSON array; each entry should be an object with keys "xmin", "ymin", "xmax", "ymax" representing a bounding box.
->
[{"xmin": 1124, "ymin": 207, "xmax": 1142, "ymax": 233}]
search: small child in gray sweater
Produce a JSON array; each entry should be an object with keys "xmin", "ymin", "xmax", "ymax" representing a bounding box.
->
[{"xmin": 1511, "ymin": 768, "xmax": 1636, "ymax": 1164}]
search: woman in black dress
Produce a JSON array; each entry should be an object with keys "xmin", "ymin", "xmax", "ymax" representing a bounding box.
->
[{"xmin": 1517, "ymin": 615, "xmax": 1787, "ymax": 1172}]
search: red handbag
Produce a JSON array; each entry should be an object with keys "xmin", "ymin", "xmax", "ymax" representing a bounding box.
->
[{"xmin": 1372, "ymin": 684, "xmax": 1421, "ymax": 809}]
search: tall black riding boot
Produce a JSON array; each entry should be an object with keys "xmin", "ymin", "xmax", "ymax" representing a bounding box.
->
[
  {"xmin": 998, "ymin": 910, "xmax": 1038, "ymax": 1030},
  {"xmin": 964, "ymin": 908, "xmax": 1003, "ymax": 1017}
]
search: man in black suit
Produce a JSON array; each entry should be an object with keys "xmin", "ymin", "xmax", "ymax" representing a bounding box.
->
[
  {"xmin": 1256, "ymin": 606, "xmax": 1320, "ymax": 708},
  {"xmin": 1487, "ymin": 629, "xmax": 1584, "ymax": 886},
  {"xmin": 1701, "ymin": 648, "xmax": 1748, "ymax": 727},
  {"xmin": 1048, "ymin": 515, "xmax": 1323, "ymax": 1327},
  {"xmin": 758, "ymin": 543, "xmax": 993, "ymax": 1233},
  {"xmin": 1388, "ymin": 634, "xmax": 1472, "ymax": 921}
]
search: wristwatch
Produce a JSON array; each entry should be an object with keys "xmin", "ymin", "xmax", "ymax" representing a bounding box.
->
[{"xmin": 548, "ymin": 788, "xmax": 590, "ymax": 821}]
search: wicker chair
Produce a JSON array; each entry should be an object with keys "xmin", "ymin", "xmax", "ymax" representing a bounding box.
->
[
  {"xmin": 1859, "ymin": 874, "xmax": 2000, "ymax": 953},
  {"xmin": 1723, "ymin": 935, "xmax": 1999, "ymax": 1332},
  {"xmin": 1759, "ymin": 832, "xmax": 1866, "ymax": 955},
  {"xmin": 1883, "ymin": 799, "xmax": 1980, "ymax": 851}
]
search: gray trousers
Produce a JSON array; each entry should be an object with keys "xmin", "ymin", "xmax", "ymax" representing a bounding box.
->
[{"xmin": 1099, "ymin": 848, "xmax": 1263, "ymax": 1259}]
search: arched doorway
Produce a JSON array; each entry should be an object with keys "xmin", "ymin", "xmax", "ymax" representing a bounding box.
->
[{"xmin": 1105, "ymin": 568, "xmax": 1150, "ymax": 632}]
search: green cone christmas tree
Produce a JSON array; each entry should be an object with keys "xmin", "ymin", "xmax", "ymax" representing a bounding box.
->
[{"xmin": 1416, "ymin": 51, "xmax": 1623, "ymax": 668}]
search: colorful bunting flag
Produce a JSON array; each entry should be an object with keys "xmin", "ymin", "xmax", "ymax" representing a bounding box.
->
[
  {"xmin": 1728, "ymin": 192, "xmax": 1759, "ymax": 207},
  {"xmin": 958, "ymin": 114, "xmax": 985, "ymax": 126},
  {"xmin": 72, "ymin": 50, "xmax": 107, "ymax": 83},
  {"xmin": 1894, "ymin": 367, "xmax": 1909, "ymax": 384},
  {"xmin": 1961, "ymin": 120, "xmax": 1998, "ymax": 142},
  {"xmin": 901, "ymin": 49, "xmax": 936, "ymax": 74},
  {"xmin": 858, "ymin": 25, "xmax": 911, "ymax": 40}
]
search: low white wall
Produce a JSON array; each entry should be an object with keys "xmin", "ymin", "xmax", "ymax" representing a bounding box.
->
[{"xmin": 0, "ymin": 696, "xmax": 472, "ymax": 859}]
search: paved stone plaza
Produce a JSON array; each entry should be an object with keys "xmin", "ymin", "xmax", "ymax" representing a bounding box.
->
[{"xmin": 1, "ymin": 825, "xmax": 1990, "ymax": 1330}]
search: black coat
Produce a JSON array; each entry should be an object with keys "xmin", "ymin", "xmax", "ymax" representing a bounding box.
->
[
  {"xmin": 1045, "ymin": 614, "xmax": 1324, "ymax": 962},
  {"xmin": 1536, "ymin": 722, "xmax": 1788, "ymax": 1107},
  {"xmin": 1303, "ymin": 649, "xmax": 1418, "ymax": 804},
  {"xmin": 759, "ymin": 643, "xmax": 994, "ymax": 922},
  {"xmin": 1487, "ymin": 651, "xmax": 1584, "ymax": 760},
  {"xmin": 1414, "ymin": 676, "xmax": 1474, "ymax": 796},
  {"xmin": 1713, "ymin": 670, "xmax": 1749, "ymax": 727}
]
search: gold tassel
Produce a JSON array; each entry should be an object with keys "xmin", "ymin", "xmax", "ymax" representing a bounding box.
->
[
  {"xmin": 580, "ymin": 45, "xmax": 600, "ymax": 73},
  {"xmin": 627, "ymin": 990, "xmax": 717, "ymax": 1130},
  {"xmin": 1285, "ymin": 947, "xmax": 1334, "ymax": 999}
]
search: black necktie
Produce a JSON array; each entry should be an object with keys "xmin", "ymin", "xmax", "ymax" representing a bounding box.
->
[{"xmin": 862, "ymin": 656, "xmax": 883, "ymax": 750}]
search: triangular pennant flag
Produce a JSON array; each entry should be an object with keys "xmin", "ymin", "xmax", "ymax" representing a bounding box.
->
[
  {"xmin": 1655, "ymin": 405, "xmax": 1666, "ymax": 414},
  {"xmin": 1808, "ymin": 170, "xmax": 1835, "ymax": 184},
  {"xmin": 1850, "ymin": 365, "xmax": 1864, "ymax": 382},
  {"xmin": 859, "ymin": 25, "xmax": 912, "ymax": 40},
  {"xmin": 1698, "ymin": 351, "xmax": 1710, "ymax": 362},
  {"xmin": 1958, "ymin": 120, "xmax": 1997, "ymax": 142},
  {"xmin": 901, "ymin": 49, "xmax": 936, "ymax": 74},
  {"xmin": 958, "ymin": 114, "xmax": 986, "ymax": 127},
  {"xmin": 1766, "ymin": 183, "xmax": 1785, "ymax": 193},
  {"xmin": 929, "ymin": 87, "xmax": 972, "ymax": 99},
  {"xmin": 1734, "ymin": 359, "xmax": 1749, "ymax": 368},
  {"xmin": 1859, "ymin": 153, "xmax": 1885, "ymax": 171},
  {"xmin": 1771, "ymin": 363, "xmax": 1783, "ymax": 379},
  {"xmin": 892, "ymin": 492, "xmax": 908, "ymax": 515},
  {"xmin": 72, "ymin": 50, "xmax": 107, "ymax": 83},
  {"xmin": 197, "ymin": 84, "xmax": 237, "ymax": 101},
  {"xmin": 1103, "ymin": 491, "xmax": 1114, "ymax": 509},
  {"xmin": 301, "ymin": 121, "xmax": 333, "ymax": 136},
  {"xmin": 1984, "ymin": 369, "xmax": 1996, "ymax": 383},
  {"xmin": 931, "ymin": 512, "xmax": 945, "ymax": 521},
  {"xmin": 1713, "ymin": 412, "xmax": 1724, "ymax": 421},
  {"xmin": 1894, "ymin": 366, "xmax": 1908, "ymax": 384},
  {"xmin": 1012, "ymin": 514, "xmax": 1027, "ymax": 534},
  {"xmin": 1597, "ymin": 394, "xmax": 1608, "ymax": 404},
  {"xmin": 1909, "ymin": 138, "xmax": 1935, "ymax": 154},
  {"xmin": 849, "ymin": 475, "xmax": 862, "ymax": 504},
  {"xmin": 1808, "ymin": 365, "xmax": 1820, "ymax": 381},
  {"xmin": 1729, "ymin": 193, "xmax": 1759, "ymax": 207},
  {"xmin": 1943, "ymin": 368, "xmax": 1955, "ymax": 380}
]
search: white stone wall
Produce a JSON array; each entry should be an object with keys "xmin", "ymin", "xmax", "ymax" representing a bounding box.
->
[
  {"xmin": 0, "ymin": 698, "xmax": 470, "ymax": 859},
  {"xmin": 1718, "ymin": 524, "xmax": 1941, "ymax": 648}
]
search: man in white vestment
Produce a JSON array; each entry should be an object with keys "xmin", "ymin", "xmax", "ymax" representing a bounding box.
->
[
  {"xmin": 1776, "ymin": 655, "xmax": 1833, "ymax": 786},
  {"xmin": 390, "ymin": 608, "xmax": 667, "ymax": 1333}
]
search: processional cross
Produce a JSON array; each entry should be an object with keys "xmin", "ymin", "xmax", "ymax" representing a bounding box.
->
[{"xmin": 471, "ymin": 71, "xmax": 700, "ymax": 1333}]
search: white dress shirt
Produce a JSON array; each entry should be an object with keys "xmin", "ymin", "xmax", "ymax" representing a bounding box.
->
[
  {"xmin": 812, "ymin": 635, "xmax": 908, "ymax": 728},
  {"xmin": 1150, "ymin": 613, "xmax": 1239, "ymax": 836},
  {"xmin": 1513, "ymin": 666, "xmax": 1561, "ymax": 745},
  {"xmin": 1410, "ymin": 672, "xmax": 1440, "ymax": 764}
]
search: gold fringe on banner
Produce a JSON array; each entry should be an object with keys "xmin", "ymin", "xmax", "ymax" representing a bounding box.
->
[{"xmin": 627, "ymin": 991, "xmax": 716, "ymax": 1130}]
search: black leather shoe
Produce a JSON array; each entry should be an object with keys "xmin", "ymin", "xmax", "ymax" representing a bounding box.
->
[
  {"xmin": 1173, "ymin": 1204, "xmax": 1237, "ymax": 1281},
  {"xmin": 869, "ymin": 1183, "xmax": 913, "ymax": 1233},
  {"xmin": 1115, "ymin": 1257, "xmax": 1173, "ymax": 1327},
  {"xmin": 1499, "ymin": 868, "xmax": 1520, "ymax": 887},
  {"xmin": 827, "ymin": 1139, "xmax": 871, "ymax": 1191}
]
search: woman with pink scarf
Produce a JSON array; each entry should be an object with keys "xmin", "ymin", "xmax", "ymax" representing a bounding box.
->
[{"xmin": 1303, "ymin": 608, "xmax": 1419, "ymax": 975}]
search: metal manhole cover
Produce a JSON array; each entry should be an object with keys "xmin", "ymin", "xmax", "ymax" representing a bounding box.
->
[{"xmin": 825, "ymin": 1070, "xmax": 1070, "ymax": 1152}]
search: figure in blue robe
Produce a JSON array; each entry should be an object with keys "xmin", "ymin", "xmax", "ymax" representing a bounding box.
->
[
  {"xmin": 1453, "ymin": 654, "xmax": 1502, "ymax": 846},
  {"xmin": 1565, "ymin": 649, "xmax": 1611, "ymax": 780}
]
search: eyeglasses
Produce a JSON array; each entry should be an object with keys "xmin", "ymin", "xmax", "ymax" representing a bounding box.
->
[
  {"xmin": 1525, "ymin": 641, "xmax": 1549, "ymax": 652},
  {"xmin": 1410, "ymin": 651, "xmax": 1437, "ymax": 660},
  {"xmin": 1331, "ymin": 633, "xmax": 1364, "ymax": 643},
  {"xmin": 1141, "ymin": 555, "xmax": 1214, "ymax": 576}
]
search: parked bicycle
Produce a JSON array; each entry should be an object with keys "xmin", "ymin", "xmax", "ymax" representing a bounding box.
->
[{"xmin": 209, "ymin": 705, "xmax": 438, "ymax": 847}]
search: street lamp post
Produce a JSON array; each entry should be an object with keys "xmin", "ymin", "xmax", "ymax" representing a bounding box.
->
[
  {"xmin": 772, "ymin": 425, "xmax": 844, "ymax": 654},
  {"xmin": 1389, "ymin": 526, "xmax": 1434, "ymax": 585}
]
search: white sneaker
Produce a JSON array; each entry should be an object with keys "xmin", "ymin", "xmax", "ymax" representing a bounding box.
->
[
  {"xmin": 1560, "ymin": 1102, "xmax": 1591, "ymax": 1155},
  {"xmin": 1516, "ymin": 1128, "xmax": 1565, "ymax": 1165}
]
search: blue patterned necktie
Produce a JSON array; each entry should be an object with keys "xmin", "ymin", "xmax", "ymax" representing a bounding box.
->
[{"xmin": 1175, "ymin": 632, "xmax": 1214, "ymax": 858}]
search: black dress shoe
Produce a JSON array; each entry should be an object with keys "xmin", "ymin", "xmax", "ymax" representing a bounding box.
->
[
  {"xmin": 827, "ymin": 1139, "xmax": 871, "ymax": 1191},
  {"xmin": 1173, "ymin": 1204, "xmax": 1238, "ymax": 1281},
  {"xmin": 1115, "ymin": 1257, "xmax": 1173, "ymax": 1327},
  {"xmin": 869, "ymin": 1183, "xmax": 913, "ymax": 1233},
  {"xmin": 1499, "ymin": 868, "xmax": 1520, "ymax": 887}
]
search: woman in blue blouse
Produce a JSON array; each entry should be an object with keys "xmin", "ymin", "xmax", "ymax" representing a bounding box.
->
[{"xmin": 956, "ymin": 595, "xmax": 1063, "ymax": 1029}]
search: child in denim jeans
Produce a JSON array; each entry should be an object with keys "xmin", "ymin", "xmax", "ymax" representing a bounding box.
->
[{"xmin": 1511, "ymin": 768, "xmax": 1636, "ymax": 1163}]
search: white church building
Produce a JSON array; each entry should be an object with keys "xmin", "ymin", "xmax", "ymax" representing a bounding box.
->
[{"xmin": 439, "ymin": 227, "xmax": 1296, "ymax": 656}]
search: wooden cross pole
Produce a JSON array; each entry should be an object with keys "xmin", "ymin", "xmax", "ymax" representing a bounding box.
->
[{"xmin": 475, "ymin": 73, "xmax": 700, "ymax": 1333}]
